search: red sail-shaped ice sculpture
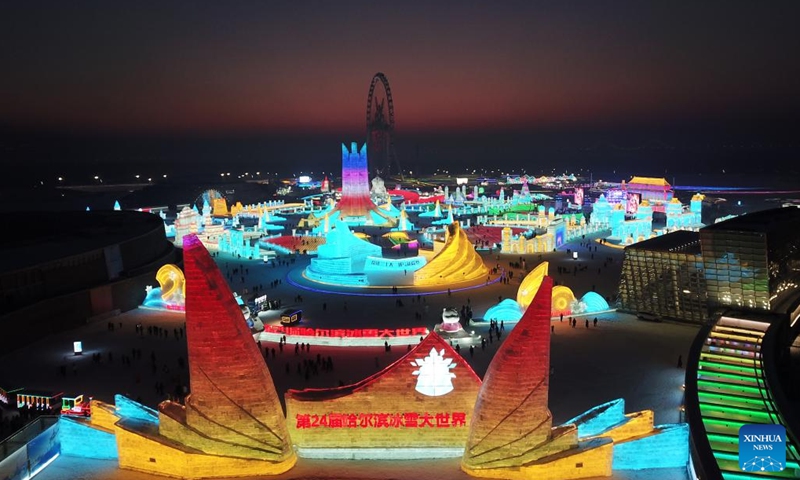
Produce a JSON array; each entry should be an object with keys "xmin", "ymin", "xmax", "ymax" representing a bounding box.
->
[
  {"xmin": 462, "ymin": 276, "xmax": 613, "ymax": 479},
  {"xmin": 464, "ymin": 276, "xmax": 555, "ymax": 464},
  {"xmin": 177, "ymin": 234, "xmax": 293, "ymax": 461}
]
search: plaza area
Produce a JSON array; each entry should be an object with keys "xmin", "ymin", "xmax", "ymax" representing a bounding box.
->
[{"xmin": 1, "ymin": 235, "xmax": 698, "ymax": 480}]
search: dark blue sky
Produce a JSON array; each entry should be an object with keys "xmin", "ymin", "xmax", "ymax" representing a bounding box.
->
[
  {"xmin": 0, "ymin": 1, "xmax": 798, "ymax": 177},
  {"xmin": 2, "ymin": 1, "xmax": 799, "ymax": 133}
]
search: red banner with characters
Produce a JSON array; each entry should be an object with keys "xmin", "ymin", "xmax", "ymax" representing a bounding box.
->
[
  {"xmin": 263, "ymin": 325, "xmax": 429, "ymax": 338},
  {"xmin": 296, "ymin": 412, "xmax": 467, "ymax": 429}
]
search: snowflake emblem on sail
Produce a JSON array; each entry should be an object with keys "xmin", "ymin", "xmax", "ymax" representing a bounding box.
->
[{"xmin": 411, "ymin": 348, "xmax": 457, "ymax": 396}]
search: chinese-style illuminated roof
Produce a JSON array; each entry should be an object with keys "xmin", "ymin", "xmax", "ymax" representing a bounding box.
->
[
  {"xmin": 692, "ymin": 193, "xmax": 705, "ymax": 201},
  {"xmin": 670, "ymin": 197, "xmax": 681, "ymax": 203},
  {"xmin": 628, "ymin": 176, "xmax": 671, "ymax": 187},
  {"xmin": 286, "ymin": 332, "xmax": 481, "ymax": 402}
]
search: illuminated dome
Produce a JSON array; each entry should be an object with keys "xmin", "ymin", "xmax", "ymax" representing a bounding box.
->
[
  {"xmin": 670, "ymin": 197, "xmax": 681, "ymax": 204},
  {"xmin": 580, "ymin": 291, "xmax": 609, "ymax": 313},
  {"xmin": 692, "ymin": 193, "xmax": 705, "ymax": 201},
  {"xmin": 483, "ymin": 299, "xmax": 524, "ymax": 323}
]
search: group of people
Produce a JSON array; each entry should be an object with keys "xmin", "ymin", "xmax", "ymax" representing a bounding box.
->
[{"xmin": 558, "ymin": 314, "xmax": 599, "ymax": 329}]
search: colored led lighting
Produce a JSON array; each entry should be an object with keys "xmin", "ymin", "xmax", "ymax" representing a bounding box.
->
[
  {"xmin": 288, "ymin": 268, "xmax": 501, "ymax": 297},
  {"xmin": 698, "ymin": 392, "xmax": 768, "ymax": 408},
  {"xmin": 698, "ymin": 361, "xmax": 757, "ymax": 374},
  {"xmin": 697, "ymin": 380, "xmax": 764, "ymax": 395},
  {"xmin": 699, "ymin": 404, "xmax": 773, "ymax": 420},
  {"xmin": 697, "ymin": 371, "xmax": 759, "ymax": 383}
]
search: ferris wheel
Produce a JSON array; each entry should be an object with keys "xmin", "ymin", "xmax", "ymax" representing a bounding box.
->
[{"xmin": 366, "ymin": 72, "xmax": 403, "ymax": 180}]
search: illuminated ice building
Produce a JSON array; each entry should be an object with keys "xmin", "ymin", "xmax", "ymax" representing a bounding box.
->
[
  {"xmin": 665, "ymin": 194, "xmax": 703, "ymax": 231},
  {"xmin": 218, "ymin": 229, "xmax": 260, "ymax": 259},
  {"xmin": 589, "ymin": 197, "xmax": 653, "ymax": 245},
  {"xmin": 305, "ymin": 219, "xmax": 486, "ymax": 288},
  {"xmin": 313, "ymin": 143, "xmax": 397, "ymax": 231},
  {"xmin": 173, "ymin": 206, "xmax": 199, "ymax": 244}
]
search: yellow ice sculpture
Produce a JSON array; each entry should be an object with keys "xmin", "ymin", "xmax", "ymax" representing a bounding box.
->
[
  {"xmin": 156, "ymin": 264, "xmax": 186, "ymax": 305},
  {"xmin": 212, "ymin": 198, "xmax": 229, "ymax": 217},
  {"xmin": 551, "ymin": 285, "xmax": 576, "ymax": 315},
  {"xmin": 517, "ymin": 262, "xmax": 548, "ymax": 310},
  {"xmin": 414, "ymin": 222, "xmax": 488, "ymax": 286}
]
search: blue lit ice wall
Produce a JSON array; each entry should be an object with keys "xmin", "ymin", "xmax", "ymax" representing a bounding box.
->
[
  {"xmin": 554, "ymin": 223, "xmax": 566, "ymax": 247},
  {"xmin": 562, "ymin": 398, "xmax": 626, "ymax": 438},
  {"xmin": 58, "ymin": 417, "xmax": 118, "ymax": 459},
  {"xmin": 612, "ymin": 424, "xmax": 689, "ymax": 470},
  {"xmin": 115, "ymin": 394, "xmax": 159, "ymax": 425}
]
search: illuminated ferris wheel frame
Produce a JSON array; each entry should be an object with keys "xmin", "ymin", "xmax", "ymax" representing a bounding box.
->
[
  {"xmin": 366, "ymin": 73, "xmax": 395, "ymax": 135},
  {"xmin": 366, "ymin": 72, "xmax": 402, "ymax": 180}
]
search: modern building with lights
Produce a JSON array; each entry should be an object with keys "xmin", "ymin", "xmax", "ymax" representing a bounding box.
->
[
  {"xmin": 618, "ymin": 230, "xmax": 708, "ymax": 323},
  {"xmin": 700, "ymin": 207, "xmax": 800, "ymax": 312},
  {"xmin": 619, "ymin": 207, "xmax": 800, "ymax": 322}
]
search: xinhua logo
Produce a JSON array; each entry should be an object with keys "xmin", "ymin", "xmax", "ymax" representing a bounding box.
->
[{"xmin": 739, "ymin": 424, "xmax": 786, "ymax": 472}]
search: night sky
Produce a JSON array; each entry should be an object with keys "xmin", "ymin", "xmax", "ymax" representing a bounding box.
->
[{"xmin": 1, "ymin": 1, "xmax": 799, "ymax": 176}]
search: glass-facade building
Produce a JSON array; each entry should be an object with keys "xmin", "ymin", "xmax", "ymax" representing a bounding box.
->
[
  {"xmin": 620, "ymin": 208, "xmax": 800, "ymax": 323},
  {"xmin": 700, "ymin": 207, "xmax": 800, "ymax": 312},
  {"xmin": 619, "ymin": 231, "xmax": 707, "ymax": 323}
]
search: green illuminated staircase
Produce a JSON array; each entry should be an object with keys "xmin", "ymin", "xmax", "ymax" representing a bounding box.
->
[{"xmin": 697, "ymin": 318, "xmax": 800, "ymax": 479}]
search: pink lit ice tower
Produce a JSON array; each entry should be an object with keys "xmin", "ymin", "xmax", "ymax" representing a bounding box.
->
[{"xmin": 335, "ymin": 142, "xmax": 375, "ymax": 217}]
